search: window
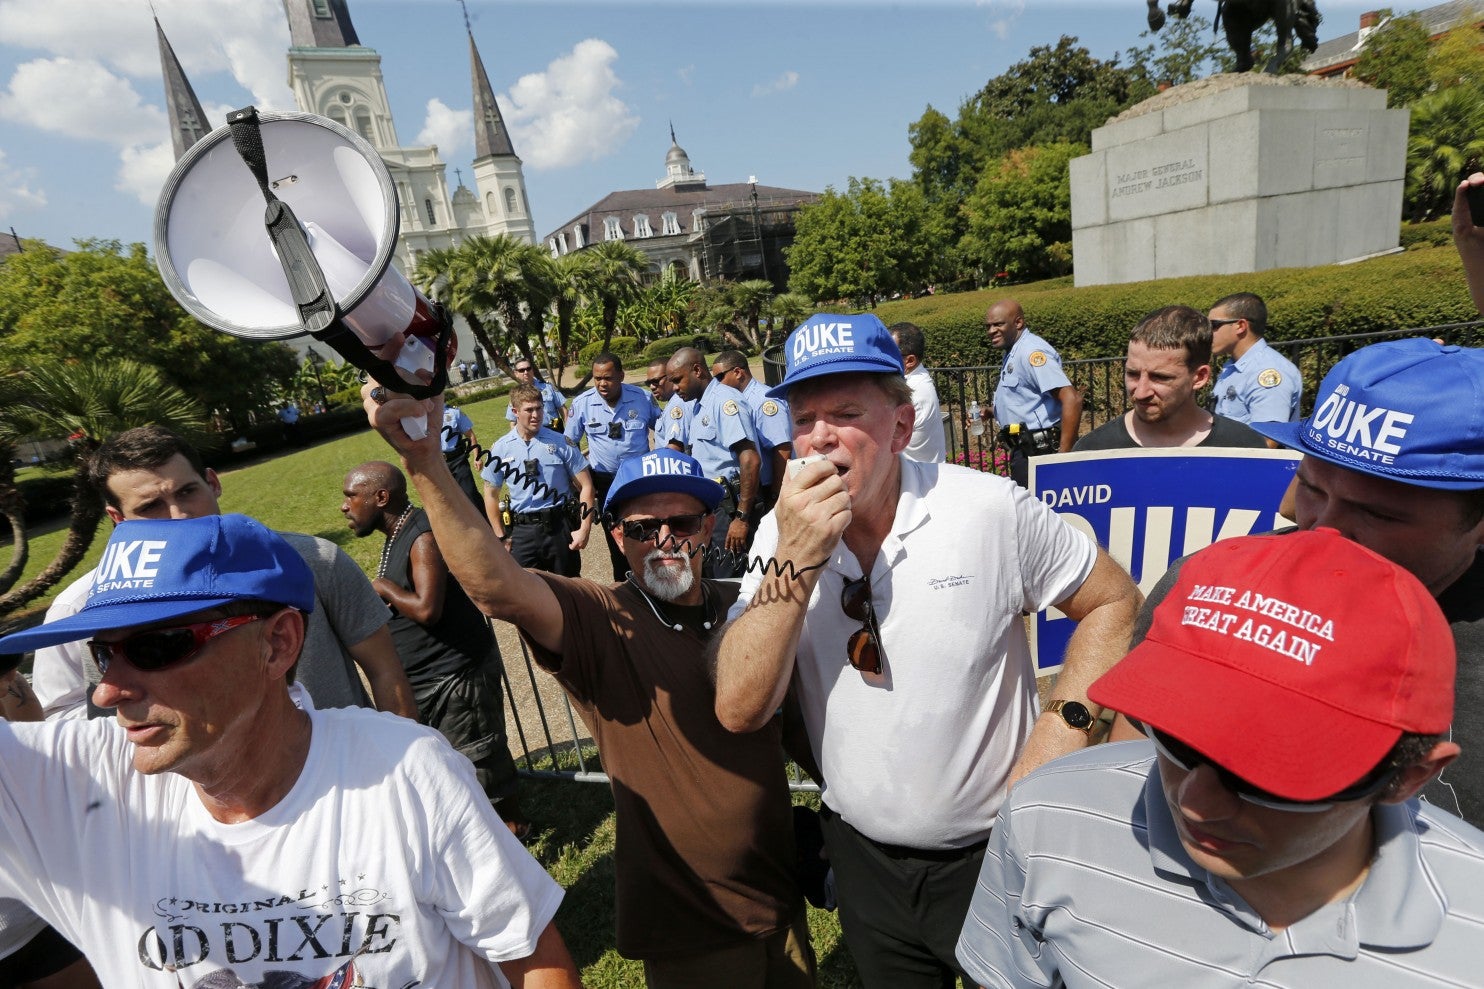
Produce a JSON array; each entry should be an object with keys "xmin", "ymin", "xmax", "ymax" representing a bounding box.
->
[
  {"xmin": 662, "ymin": 212, "xmax": 680, "ymax": 235},
  {"xmin": 353, "ymin": 107, "xmax": 374, "ymax": 143},
  {"xmin": 327, "ymin": 105, "xmax": 347, "ymax": 127},
  {"xmin": 604, "ymin": 216, "xmax": 623, "ymax": 240},
  {"xmin": 424, "ymin": 199, "xmax": 437, "ymax": 226},
  {"xmin": 692, "ymin": 209, "xmax": 705, "ymax": 234},
  {"xmin": 486, "ymin": 191, "xmax": 497, "ymax": 217},
  {"xmin": 504, "ymin": 188, "xmax": 519, "ymax": 215},
  {"xmin": 557, "ymin": 233, "xmax": 569, "ymax": 254},
  {"xmin": 633, "ymin": 214, "xmax": 653, "ymax": 238},
  {"xmin": 572, "ymin": 224, "xmax": 585, "ymax": 249},
  {"xmin": 312, "ymin": 0, "xmax": 332, "ymax": 17},
  {"xmin": 549, "ymin": 239, "xmax": 560, "ymax": 258}
]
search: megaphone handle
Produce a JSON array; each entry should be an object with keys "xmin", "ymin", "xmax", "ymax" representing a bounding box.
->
[{"xmin": 401, "ymin": 414, "xmax": 428, "ymax": 441}]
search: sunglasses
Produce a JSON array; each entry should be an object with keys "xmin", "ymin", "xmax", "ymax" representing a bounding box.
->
[
  {"xmin": 841, "ymin": 575, "xmax": 885, "ymax": 675},
  {"xmin": 513, "ymin": 365, "xmax": 533, "ymax": 373},
  {"xmin": 1208, "ymin": 318, "xmax": 1243, "ymax": 329},
  {"xmin": 644, "ymin": 377, "xmax": 665, "ymax": 388},
  {"xmin": 619, "ymin": 513, "xmax": 707, "ymax": 544},
  {"xmin": 1142, "ymin": 722, "xmax": 1397, "ymax": 813},
  {"xmin": 88, "ymin": 613, "xmax": 270, "ymax": 675}
]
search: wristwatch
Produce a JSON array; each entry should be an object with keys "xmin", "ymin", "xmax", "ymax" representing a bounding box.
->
[
  {"xmin": 1046, "ymin": 699, "xmax": 1096, "ymax": 736},
  {"xmin": 728, "ymin": 509, "xmax": 747, "ymax": 521}
]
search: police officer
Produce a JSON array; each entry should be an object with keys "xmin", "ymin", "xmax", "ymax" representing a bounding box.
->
[
  {"xmin": 565, "ymin": 352, "xmax": 658, "ymax": 580},
  {"xmin": 711, "ymin": 350, "xmax": 791, "ymax": 511},
  {"xmin": 667, "ymin": 346, "xmax": 759, "ymax": 578},
  {"xmin": 485, "ymin": 384, "xmax": 595, "ymax": 577},
  {"xmin": 506, "ymin": 358, "xmax": 566, "ymax": 430},
  {"xmin": 650, "ymin": 358, "xmax": 694, "ymax": 452},
  {"xmin": 984, "ymin": 298, "xmax": 1082, "ymax": 487},
  {"xmin": 1208, "ymin": 292, "xmax": 1301, "ymax": 426},
  {"xmin": 441, "ymin": 402, "xmax": 486, "ymax": 517}
]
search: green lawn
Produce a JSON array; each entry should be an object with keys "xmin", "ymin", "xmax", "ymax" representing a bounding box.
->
[{"xmin": 4, "ymin": 391, "xmax": 866, "ymax": 986}]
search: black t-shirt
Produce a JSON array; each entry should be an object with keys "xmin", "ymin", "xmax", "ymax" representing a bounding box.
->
[
  {"xmin": 1074, "ymin": 413, "xmax": 1269, "ymax": 451},
  {"xmin": 383, "ymin": 509, "xmax": 494, "ymax": 685}
]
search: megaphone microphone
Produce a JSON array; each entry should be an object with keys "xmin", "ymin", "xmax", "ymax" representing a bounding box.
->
[{"xmin": 154, "ymin": 106, "xmax": 454, "ymax": 439}]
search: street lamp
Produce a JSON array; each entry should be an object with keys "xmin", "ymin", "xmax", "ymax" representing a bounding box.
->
[
  {"xmin": 749, "ymin": 176, "xmax": 770, "ymax": 285},
  {"xmin": 305, "ymin": 347, "xmax": 330, "ymax": 410}
]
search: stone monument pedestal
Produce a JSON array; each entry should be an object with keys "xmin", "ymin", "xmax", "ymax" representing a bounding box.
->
[{"xmin": 1069, "ymin": 75, "xmax": 1408, "ymax": 287}]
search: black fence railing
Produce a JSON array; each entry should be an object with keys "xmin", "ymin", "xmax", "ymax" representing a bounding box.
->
[{"xmin": 931, "ymin": 320, "xmax": 1484, "ymax": 477}]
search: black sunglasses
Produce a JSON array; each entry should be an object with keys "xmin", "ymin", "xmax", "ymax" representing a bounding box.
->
[
  {"xmin": 619, "ymin": 513, "xmax": 707, "ymax": 544},
  {"xmin": 513, "ymin": 365, "xmax": 533, "ymax": 373},
  {"xmin": 841, "ymin": 576, "xmax": 885, "ymax": 675},
  {"xmin": 1208, "ymin": 318, "xmax": 1244, "ymax": 329},
  {"xmin": 1141, "ymin": 721, "xmax": 1397, "ymax": 812},
  {"xmin": 644, "ymin": 377, "xmax": 665, "ymax": 388},
  {"xmin": 88, "ymin": 613, "xmax": 272, "ymax": 675}
]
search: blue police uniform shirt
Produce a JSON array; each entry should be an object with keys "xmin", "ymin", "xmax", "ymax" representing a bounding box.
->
[
  {"xmin": 662, "ymin": 393, "xmax": 694, "ymax": 449},
  {"xmin": 690, "ymin": 378, "xmax": 758, "ymax": 480},
  {"xmin": 482, "ymin": 426, "xmax": 589, "ymax": 513},
  {"xmin": 505, "ymin": 381, "xmax": 566, "ymax": 423},
  {"xmin": 992, "ymin": 328, "xmax": 1071, "ymax": 429},
  {"xmin": 1214, "ymin": 338, "xmax": 1302, "ymax": 424},
  {"xmin": 563, "ymin": 382, "xmax": 657, "ymax": 473},
  {"xmin": 441, "ymin": 406, "xmax": 473, "ymax": 454},
  {"xmin": 740, "ymin": 377, "xmax": 792, "ymax": 487}
]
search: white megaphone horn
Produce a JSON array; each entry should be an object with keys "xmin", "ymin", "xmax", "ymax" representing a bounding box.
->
[{"xmin": 153, "ymin": 106, "xmax": 454, "ymax": 439}]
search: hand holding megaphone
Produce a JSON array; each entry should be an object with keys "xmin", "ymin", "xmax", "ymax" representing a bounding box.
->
[{"xmin": 363, "ymin": 381, "xmax": 443, "ymax": 460}]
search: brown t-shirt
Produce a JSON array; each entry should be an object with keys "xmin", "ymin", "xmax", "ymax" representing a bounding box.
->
[{"xmin": 527, "ymin": 574, "xmax": 799, "ymax": 958}]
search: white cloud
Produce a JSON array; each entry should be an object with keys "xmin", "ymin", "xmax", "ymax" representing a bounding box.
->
[
  {"xmin": 677, "ymin": 64, "xmax": 696, "ymax": 86},
  {"xmin": 416, "ymin": 97, "xmax": 472, "ymax": 155},
  {"xmin": 0, "ymin": 57, "xmax": 165, "ymax": 147},
  {"xmin": 0, "ymin": 149, "xmax": 47, "ymax": 223},
  {"xmin": 977, "ymin": 0, "xmax": 1027, "ymax": 40},
  {"xmin": 116, "ymin": 141, "xmax": 176, "ymax": 206},
  {"xmin": 501, "ymin": 38, "xmax": 639, "ymax": 170},
  {"xmin": 751, "ymin": 70, "xmax": 799, "ymax": 98}
]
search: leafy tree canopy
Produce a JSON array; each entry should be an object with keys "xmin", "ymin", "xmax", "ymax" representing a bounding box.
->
[
  {"xmin": 961, "ymin": 142, "xmax": 1087, "ymax": 283},
  {"xmin": 0, "ymin": 239, "xmax": 295, "ymax": 429},
  {"xmin": 1355, "ymin": 11, "xmax": 1435, "ymax": 107}
]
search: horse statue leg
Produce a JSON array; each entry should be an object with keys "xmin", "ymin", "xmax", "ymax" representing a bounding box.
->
[
  {"xmin": 1147, "ymin": 0, "xmax": 1166, "ymax": 32},
  {"xmin": 1294, "ymin": 0, "xmax": 1322, "ymax": 52},
  {"xmin": 1225, "ymin": 10, "xmax": 1257, "ymax": 73},
  {"xmin": 1265, "ymin": 0, "xmax": 1293, "ymax": 73}
]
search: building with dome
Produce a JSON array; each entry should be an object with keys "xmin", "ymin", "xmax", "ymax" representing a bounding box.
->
[{"xmin": 542, "ymin": 128, "xmax": 820, "ymax": 289}]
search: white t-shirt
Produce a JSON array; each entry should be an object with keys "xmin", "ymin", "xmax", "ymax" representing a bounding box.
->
[
  {"xmin": 733, "ymin": 457, "xmax": 1095, "ymax": 849},
  {"xmin": 0, "ymin": 691, "xmax": 562, "ymax": 987},
  {"xmin": 903, "ymin": 364, "xmax": 947, "ymax": 463}
]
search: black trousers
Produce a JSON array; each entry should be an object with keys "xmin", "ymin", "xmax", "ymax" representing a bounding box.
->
[
  {"xmin": 590, "ymin": 471, "xmax": 628, "ymax": 580},
  {"xmin": 819, "ymin": 807, "xmax": 985, "ymax": 989},
  {"xmin": 510, "ymin": 515, "xmax": 580, "ymax": 577}
]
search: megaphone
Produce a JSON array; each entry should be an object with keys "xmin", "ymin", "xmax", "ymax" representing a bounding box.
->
[{"xmin": 154, "ymin": 106, "xmax": 453, "ymax": 439}]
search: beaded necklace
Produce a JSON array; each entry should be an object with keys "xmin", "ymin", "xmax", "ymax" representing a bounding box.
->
[{"xmin": 376, "ymin": 505, "xmax": 415, "ymax": 579}]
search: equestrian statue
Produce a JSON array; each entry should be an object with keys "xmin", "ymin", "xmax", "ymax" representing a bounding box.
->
[{"xmin": 1147, "ymin": 0, "xmax": 1322, "ymax": 74}]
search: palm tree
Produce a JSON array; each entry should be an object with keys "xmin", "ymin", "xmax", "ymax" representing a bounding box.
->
[
  {"xmin": 0, "ymin": 359, "xmax": 205, "ymax": 615},
  {"xmin": 413, "ymin": 245, "xmax": 503, "ymax": 371},
  {"xmin": 1406, "ymin": 88, "xmax": 1484, "ymax": 221},
  {"xmin": 766, "ymin": 292, "xmax": 813, "ymax": 343},
  {"xmin": 583, "ymin": 241, "xmax": 648, "ymax": 355},
  {"xmin": 0, "ymin": 440, "xmax": 26, "ymax": 599},
  {"xmin": 549, "ymin": 251, "xmax": 595, "ymax": 386},
  {"xmin": 722, "ymin": 280, "xmax": 777, "ymax": 352}
]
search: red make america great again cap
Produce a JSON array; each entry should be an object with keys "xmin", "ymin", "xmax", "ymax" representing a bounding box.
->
[{"xmin": 1090, "ymin": 528, "xmax": 1455, "ymax": 801}]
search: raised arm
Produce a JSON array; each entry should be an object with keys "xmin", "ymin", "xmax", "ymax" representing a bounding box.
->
[
  {"xmin": 713, "ymin": 460, "xmax": 850, "ymax": 733},
  {"xmin": 1007, "ymin": 547, "xmax": 1141, "ymax": 784},
  {"xmin": 364, "ymin": 385, "xmax": 566, "ymax": 654}
]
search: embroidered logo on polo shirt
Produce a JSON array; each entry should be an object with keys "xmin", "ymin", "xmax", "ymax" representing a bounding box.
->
[
  {"xmin": 1258, "ymin": 369, "xmax": 1283, "ymax": 388},
  {"xmin": 761, "ymin": 400, "xmax": 780, "ymax": 417},
  {"xmin": 627, "ymin": 409, "xmax": 639, "ymax": 419},
  {"xmin": 670, "ymin": 405, "xmax": 683, "ymax": 419},
  {"xmin": 723, "ymin": 400, "xmax": 740, "ymax": 416},
  {"xmin": 1028, "ymin": 351, "xmax": 1047, "ymax": 367}
]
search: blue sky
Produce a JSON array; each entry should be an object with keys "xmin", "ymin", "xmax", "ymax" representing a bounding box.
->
[{"xmin": 0, "ymin": 0, "xmax": 1437, "ymax": 252}]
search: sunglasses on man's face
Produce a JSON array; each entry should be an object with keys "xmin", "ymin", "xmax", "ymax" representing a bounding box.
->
[
  {"xmin": 645, "ymin": 377, "xmax": 665, "ymax": 388},
  {"xmin": 514, "ymin": 365, "xmax": 533, "ymax": 374},
  {"xmin": 88, "ymin": 613, "xmax": 270, "ymax": 675},
  {"xmin": 619, "ymin": 513, "xmax": 707, "ymax": 545},
  {"xmin": 840, "ymin": 576, "xmax": 885, "ymax": 675},
  {"xmin": 1141, "ymin": 721, "xmax": 1397, "ymax": 813}
]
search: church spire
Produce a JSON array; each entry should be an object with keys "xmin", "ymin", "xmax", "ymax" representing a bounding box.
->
[
  {"xmin": 154, "ymin": 17, "xmax": 210, "ymax": 160},
  {"xmin": 469, "ymin": 31, "xmax": 517, "ymax": 159},
  {"xmin": 283, "ymin": 0, "xmax": 360, "ymax": 49}
]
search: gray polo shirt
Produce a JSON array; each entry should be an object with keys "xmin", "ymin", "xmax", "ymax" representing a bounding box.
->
[{"xmin": 957, "ymin": 743, "xmax": 1484, "ymax": 987}]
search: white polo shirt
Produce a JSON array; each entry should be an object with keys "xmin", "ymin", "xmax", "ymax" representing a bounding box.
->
[
  {"xmin": 957, "ymin": 743, "xmax": 1484, "ymax": 988},
  {"xmin": 733, "ymin": 457, "xmax": 1095, "ymax": 849}
]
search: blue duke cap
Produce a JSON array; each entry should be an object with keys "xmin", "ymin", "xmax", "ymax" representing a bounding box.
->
[
  {"xmin": 605, "ymin": 448, "xmax": 723, "ymax": 513},
  {"xmin": 1253, "ymin": 338, "xmax": 1484, "ymax": 490},
  {"xmin": 0, "ymin": 514, "xmax": 315, "ymax": 654},
  {"xmin": 768, "ymin": 313, "xmax": 905, "ymax": 398}
]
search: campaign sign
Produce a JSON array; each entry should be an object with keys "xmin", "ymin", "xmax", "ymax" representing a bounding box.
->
[{"xmin": 1028, "ymin": 448, "xmax": 1300, "ymax": 675}]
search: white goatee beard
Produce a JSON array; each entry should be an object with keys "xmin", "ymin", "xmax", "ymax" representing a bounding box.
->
[{"xmin": 641, "ymin": 547, "xmax": 695, "ymax": 602}]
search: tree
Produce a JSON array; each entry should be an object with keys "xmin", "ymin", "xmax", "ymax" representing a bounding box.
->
[
  {"xmin": 961, "ymin": 142, "xmax": 1087, "ymax": 282},
  {"xmin": 1406, "ymin": 87, "xmax": 1484, "ymax": 221},
  {"xmin": 0, "ymin": 359, "xmax": 206, "ymax": 614},
  {"xmin": 1123, "ymin": 15, "xmax": 1229, "ymax": 86},
  {"xmin": 580, "ymin": 240, "xmax": 648, "ymax": 357},
  {"xmin": 1355, "ymin": 11, "xmax": 1434, "ymax": 108},
  {"xmin": 0, "ymin": 239, "xmax": 295, "ymax": 430},
  {"xmin": 787, "ymin": 178, "xmax": 945, "ymax": 306},
  {"xmin": 718, "ymin": 280, "xmax": 776, "ymax": 352}
]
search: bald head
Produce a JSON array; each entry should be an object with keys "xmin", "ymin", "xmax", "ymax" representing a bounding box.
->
[
  {"xmin": 985, "ymin": 299, "xmax": 1026, "ymax": 351},
  {"xmin": 341, "ymin": 461, "xmax": 409, "ymax": 539},
  {"xmin": 667, "ymin": 347, "xmax": 711, "ymax": 401}
]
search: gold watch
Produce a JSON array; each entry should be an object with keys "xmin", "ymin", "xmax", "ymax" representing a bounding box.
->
[{"xmin": 1046, "ymin": 699, "xmax": 1095, "ymax": 736}]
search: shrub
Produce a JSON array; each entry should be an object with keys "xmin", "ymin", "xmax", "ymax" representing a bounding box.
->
[
  {"xmin": 577, "ymin": 337, "xmax": 641, "ymax": 366},
  {"xmin": 640, "ymin": 333, "xmax": 722, "ymax": 364},
  {"xmin": 1400, "ymin": 218, "xmax": 1453, "ymax": 250}
]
